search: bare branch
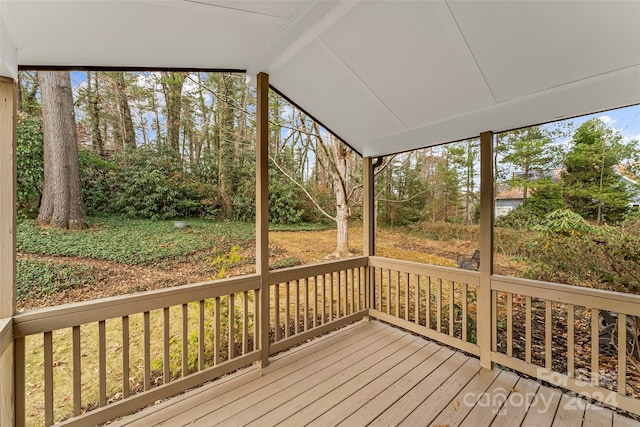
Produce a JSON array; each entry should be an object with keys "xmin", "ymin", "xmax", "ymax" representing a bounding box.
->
[{"xmin": 269, "ymin": 155, "xmax": 337, "ymax": 223}]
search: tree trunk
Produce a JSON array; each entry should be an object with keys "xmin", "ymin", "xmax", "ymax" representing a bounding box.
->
[
  {"xmin": 218, "ymin": 74, "xmax": 235, "ymax": 216},
  {"xmin": 114, "ymin": 72, "xmax": 136, "ymax": 150},
  {"xmin": 161, "ymin": 72, "xmax": 185, "ymax": 155},
  {"xmin": 87, "ymin": 71, "xmax": 104, "ymax": 155},
  {"xmin": 36, "ymin": 71, "xmax": 86, "ymax": 230},
  {"xmin": 328, "ymin": 135, "xmax": 352, "ymax": 258}
]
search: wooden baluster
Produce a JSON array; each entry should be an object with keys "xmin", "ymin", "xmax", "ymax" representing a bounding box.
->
[
  {"xmin": 163, "ymin": 307, "xmax": 170, "ymax": 384},
  {"xmin": 285, "ymin": 282, "xmax": 290, "ymax": 338},
  {"xmin": 415, "ymin": 276, "xmax": 420, "ymax": 325},
  {"xmin": 72, "ymin": 325, "xmax": 81, "ymax": 416},
  {"xmin": 567, "ymin": 304, "xmax": 574, "ymax": 378},
  {"xmin": 182, "ymin": 304, "xmax": 188, "ymax": 377},
  {"xmin": 506, "ymin": 292, "xmax": 513, "ymax": 357},
  {"xmin": 274, "ymin": 283, "xmax": 280, "ymax": 340},
  {"xmin": 386, "ymin": 269, "xmax": 391, "ymax": 315},
  {"xmin": 122, "ymin": 316, "xmax": 129, "ymax": 397},
  {"xmin": 99, "ymin": 320, "xmax": 107, "ymax": 405},
  {"xmin": 144, "ymin": 312, "xmax": 151, "ymax": 390},
  {"xmin": 304, "ymin": 278, "xmax": 309, "ymax": 331},
  {"xmin": 321, "ymin": 275, "xmax": 326, "ymax": 324},
  {"xmin": 491, "ymin": 292, "xmax": 497, "ymax": 352},
  {"xmin": 198, "ymin": 300, "xmax": 205, "ymax": 370},
  {"xmin": 591, "ymin": 308, "xmax": 599, "ymax": 385},
  {"xmin": 449, "ymin": 281, "xmax": 455, "ymax": 336},
  {"xmin": 395, "ymin": 271, "xmax": 400, "ymax": 318},
  {"xmin": 426, "ymin": 277, "xmax": 431, "ymax": 329},
  {"xmin": 44, "ymin": 331, "xmax": 53, "ymax": 426},
  {"xmin": 253, "ymin": 290, "xmax": 259, "ymax": 352},
  {"xmin": 295, "ymin": 279, "xmax": 300, "ymax": 334},
  {"xmin": 15, "ymin": 337, "xmax": 25, "ymax": 427},
  {"xmin": 525, "ymin": 296, "xmax": 532, "ymax": 364},
  {"xmin": 462, "ymin": 283, "xmax": 468, "ymax": 342},
  {"xmin": 215, "ymin": 297, "xmax": 221, "ymax": 364},
  {"xmin": 229, "ymin": 294, "xmax": 235, "ymax": 360},
  {"xmin": 545, "ymin": 300, "xmax": 552, "ymax": 370},
  {"xmin": 350, "ymin": 269, "xmax": 355, "ymax": 314},
  {"xmin": 336, "ymin": 271, "xmax": 341, "ymax": 319},
  {"xmin": 243, "ymin": 291, "xmax": 249, "ymax": 355},
  {"xmin": 329, "ymin": 273, "xmax": 334, "ymax": 321},
  {"xmin": 313, "ymin": 276, "xmax": 318, "ymax": 328},
  {"xmin": 405, "ymin": 273, "xmax": 410, "ymax": 321},
  {"xmin": 343, "ymin": 271, "xmax": 348, "ymax": 316},
  {"xmin": 618, "ymin": 313, "xmax": 627, "ymax": 396},
  {"xmin": 437, "ymin": 279, "xmax": 442, "ymax": 333}
]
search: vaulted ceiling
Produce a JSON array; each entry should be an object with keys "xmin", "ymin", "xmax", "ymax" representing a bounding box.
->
[{"xmin": 1, "ymin": 0, "xmax": 639, "ymax": 156}]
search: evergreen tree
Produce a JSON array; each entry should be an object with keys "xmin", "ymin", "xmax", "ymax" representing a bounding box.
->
[{"xmin": 562, "ymin": 118, "xmax": 636, "ymax": 224}]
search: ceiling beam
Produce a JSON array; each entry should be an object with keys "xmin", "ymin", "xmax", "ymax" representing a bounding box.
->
[{"xmin": 247, "ymin": 0, "xmax": 360, "ymax": 78}]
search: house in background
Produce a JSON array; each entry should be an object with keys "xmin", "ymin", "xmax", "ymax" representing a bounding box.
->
[
  {"xmin": 494, "ymin": 169, "xmax": 561, "ymax": 218},
  {"xmin": 614, "ymin": 165, "xmax": 640, "ymax": 209},
  {"xmin": 495, "ymin": 187, "xmax": 525, "ymax": 218}
]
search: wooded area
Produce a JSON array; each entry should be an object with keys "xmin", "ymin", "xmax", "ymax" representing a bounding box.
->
[{"xmin": 15, "ymin": 70, "xmax": 640, "ymax": 293}]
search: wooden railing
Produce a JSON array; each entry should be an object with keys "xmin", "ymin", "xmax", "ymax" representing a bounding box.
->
[
  {"xmin": 12, "ymin": 274, "xmax": 262, "ymax": 427},
  {"xmin": 491, "ymin": 275, "xmax": 640, "ymax": 415},
  {"xmin": 268, "ymin": 257, "xmax": 369, "ymax": 354},
  {"xmin": 368, "ymin": 256, "xmax": 480, "ymax": 357},
  {"xmin": 11, "ymin": 256, "xmax": 640, "ymax": 425}
]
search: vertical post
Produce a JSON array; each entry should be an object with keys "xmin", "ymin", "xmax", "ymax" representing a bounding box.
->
[
  {"xmin": 363, "ymin": 157, "xmax": 374, "ymax": 314},
  {"xmin": 0, "ymin": 76, "xmax": 16, "ymax": 427},
  {"xmin": 256, "ymin": 72, "xmax": 270, "ymax": 367},
  {"xmin": 478, "ymin": 131, "xmax": 494, "ymax": 370}
]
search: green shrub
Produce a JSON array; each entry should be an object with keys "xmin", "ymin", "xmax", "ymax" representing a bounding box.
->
[
  {"xmin": 16, "ymin": 112, "xmax": 44, "ymax": 217},
  {"xmin": 524, "ymin": 210, "xmax": 640, "ymax": 293}
]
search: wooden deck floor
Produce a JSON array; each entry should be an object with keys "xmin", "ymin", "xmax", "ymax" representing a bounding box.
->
[{"xmin": 112, "ymin": 320, "xmax": 639, "ymax": 427}]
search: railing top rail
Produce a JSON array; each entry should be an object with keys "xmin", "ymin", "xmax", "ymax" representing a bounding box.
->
[
  {"xmin": 492, "ymin": 274, "xmax": 640, "ymax": 315},
  {"xmin": 269, "ymin": 256, "xmax": 368, "ymax": 284},
  {"xmin": 0, "ymin": 317, "xmax": 11, "ymax": 351},
  {"xmin": 13, "ymin": 274, "xmax": 261, "ymax": 338},
  {"xmin": 369, "ymin": 256, "xmax": 480, "ymax": 285},
  {"xmin": 492, "ymin": 274, "xmax": 640, "ymax": 304}
]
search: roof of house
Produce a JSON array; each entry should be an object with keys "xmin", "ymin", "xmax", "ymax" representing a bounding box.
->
[
  {"xmin": 496, "ymin": 188, "xmax": 524, "ymax": 201},
  {"xmin": 1, "ymin": 1, "xmax": 639, "ymax": 157}
]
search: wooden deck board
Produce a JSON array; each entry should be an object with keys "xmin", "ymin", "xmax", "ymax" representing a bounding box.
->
[
  {"xmin": 213, "ymin": 333, "xmax": 420, "ymax": 426},
  {"xmin": 111, "ymin": 320, "xmax": 640, "ymax": 427},
  {"xmin": 520, "ymin": 384, "xmax": 562, "ymax": 427},
  {"xmin": 397, "ymin": 357, "xmax": 482, "ymax": 426},
  {"xmin": 247, "ymin": 335, "xmax": 434, "ymax": 426},
  {"xmin": 459, "ymin": 370, "xmax": 520, "ymax": 427},
  {"xmin": 158, "ymin": 323, "xmax": 398, "ymax": 426}
]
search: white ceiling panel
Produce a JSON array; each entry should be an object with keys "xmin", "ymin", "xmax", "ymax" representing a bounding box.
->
[
  {"xmin": 7, "ymin": 1, "xmax": 285, "ymax": 68},
  {"xmin": 367, "ymin": 66, "xmax": 640, "ymax": 157},
  {"xmin": 320, "ymin": 1, "xmax": 494, "ymax": 128},
  {"xmin": 2, "ymin": 0, "xmax": 639, "ymax": 156},
  {"xmin": 448, "ymin": 1, "xmax": 640, "ymax": 103},
  {"xmin": 184, "ymin": 0, "xmax": 305, "ymax": 19},
  {"xmin": 271, "ymin": 40, "xmax": 405, "ymax": 154}
]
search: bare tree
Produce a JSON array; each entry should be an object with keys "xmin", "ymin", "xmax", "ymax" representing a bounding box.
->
[{"xmin": 36, "ymin": 71, "xmax": 86, "ymax": 230}]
